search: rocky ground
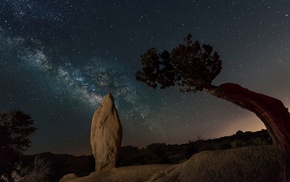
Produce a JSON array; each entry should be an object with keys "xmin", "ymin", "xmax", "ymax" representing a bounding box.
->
[
  {"xmin": 60, "ymin": 145, "xmax": 280, "ymax": 182},
  {"xmin": 23, "ymin": 129, "xmax": 277, "ymax": 182}
]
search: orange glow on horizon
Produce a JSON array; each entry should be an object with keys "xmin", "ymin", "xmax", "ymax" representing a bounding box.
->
[{"xmin": 224, "ymin": 114, "xmax": 266, "ymax": 134}]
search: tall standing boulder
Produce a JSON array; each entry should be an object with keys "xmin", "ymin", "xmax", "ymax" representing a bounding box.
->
[{"xmin": 90, "ymin": 93, "xmax": 122, "ymax": 172}]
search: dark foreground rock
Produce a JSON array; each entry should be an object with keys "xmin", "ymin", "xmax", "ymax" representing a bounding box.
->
[
  {"xmin": 21, "ymin": 130, "xmax": 273, "ymax": 182},
  {"xmin": 150, "ymin": 145, "xmax": 280, "ymax": 182},
  {"xmin": 60, "ymin": 145, "xmax": 280, "ymax": 182}
]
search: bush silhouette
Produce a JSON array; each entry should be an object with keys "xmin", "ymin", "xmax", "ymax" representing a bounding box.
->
[{"xmin": 0, "ymin": 110, "xmax": 37, "ymax": 181}]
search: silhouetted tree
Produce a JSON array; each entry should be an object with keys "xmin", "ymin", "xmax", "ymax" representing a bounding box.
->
[
  {"xmin": 136, "ymin": 34, "xmax": 290, "ymax": 182},
  {"xmin": 0, "ymin": 110, "xmax": 37, "ymax": 181}
]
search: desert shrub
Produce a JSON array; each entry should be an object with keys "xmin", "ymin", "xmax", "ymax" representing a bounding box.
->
[
  {"xmin": 178, "ymin": 159, "xmax": 187, "ymax": 164},
  {"xmin": 185, "ymin": 145, "xmax": 197, "ymax": 158},
  {"xmin": 13, "ymin": 155, "xmax": 50, "ymax": 182},
  {"xmin": 235, "ymin": 130, "xmax": 244, "ymax": 136},
  {"xmin": 0, "ymin": 110, "xmax": 37, "ymax": 181},
  {"xmin": 251, "ymin": 137, "xmax": 271, "ymax": 146},
  {"xmin": 147, "ymin": 143, "xmax": 168, "ymax": 155},
  {"xmin": 230, "ymin": 139, "xmax": 247, "ymax": 148},
  {"xmin": 231, "ymin": 136, "xmax": 272, "ymax": 149}
]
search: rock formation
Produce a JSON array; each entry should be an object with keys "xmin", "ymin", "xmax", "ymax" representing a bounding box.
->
[
  {"xmin": 59, "ymin": 173, "xmax": 77, "ymax": 182},
  {"xmin": 60, "ymin": 145, "xmax": 280, "ymax": 182},
  {"xmin": 150, "ymin": 145, "xmax": 280, "ymax": 182},
  {"xmin": 203, "ymin": 83, "xmax": 290, "ymax": 181},
  {"xmin": 90, "ymin": 93, "xmax": 122, "ymax": 172}
]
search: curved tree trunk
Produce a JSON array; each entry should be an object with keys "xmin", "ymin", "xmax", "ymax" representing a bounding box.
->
[{"xmin": 204, "ymin": 82, "xmax": 290, "ymax": 182}]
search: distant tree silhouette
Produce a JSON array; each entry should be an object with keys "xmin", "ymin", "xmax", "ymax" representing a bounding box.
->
[
  {"xmin": 0, "ymin": 110, "xmax": 37, "ymax": 181},
  {"xmin": 136, "ymin": 34, "xmax": 290, "ymax": 182}
]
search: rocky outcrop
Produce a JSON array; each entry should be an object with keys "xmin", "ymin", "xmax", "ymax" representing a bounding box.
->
[
  {"xmin": 150, "ymin": 145, "xmax": 280, "ymax": 182},
  {"xmin": 204, "ymin": 83, "xmax": 290, "ymax": 181},
  {"xmin": 59, "ymin": 173, "xmax": 78, "ymax": 182},
  {"xmin": 90, "ymin": 93, "xmax": 122, "ymax": 172},
  {"xmin": 60, "ymin": 145, "xmax": 280, "ymax": 182}
]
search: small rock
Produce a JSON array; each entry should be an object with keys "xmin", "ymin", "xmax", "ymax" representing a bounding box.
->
[{"xmin": 59, "ymin": 173, "xmax": 77, "ymax": 182}]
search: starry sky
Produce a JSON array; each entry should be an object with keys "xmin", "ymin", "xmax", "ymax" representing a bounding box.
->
[{"xmin": 1, "ymin": 0, "xmax": 290, "ymax": 155}]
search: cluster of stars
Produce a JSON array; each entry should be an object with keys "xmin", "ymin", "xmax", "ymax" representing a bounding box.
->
[{"xmin": 0, "ymin": 0, "xmax": 289, "ymax": 155}]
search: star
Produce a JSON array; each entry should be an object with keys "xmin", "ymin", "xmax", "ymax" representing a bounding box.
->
[{"xmin": 0, "ymin": 0, "xmax": 289, "ymax": 155}]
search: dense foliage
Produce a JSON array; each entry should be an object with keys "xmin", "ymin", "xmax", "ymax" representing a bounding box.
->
[
  {"xmin": 136, "ymin": 34, "xmax": 222, "ymax": 92},
  {"xmin": 0, "ymin": 110, "xmax": 37, "ymax": 181}
]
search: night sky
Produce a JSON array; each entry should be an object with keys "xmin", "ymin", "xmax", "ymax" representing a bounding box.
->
[{"xmin": 1, "ymin": 0, "xmax": 290, "ymax": 155}]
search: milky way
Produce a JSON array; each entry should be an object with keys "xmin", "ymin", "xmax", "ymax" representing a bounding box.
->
[
  {"xmin": 0, "ymin": 27, "xmax": 163, "ymax": 154},
  {"xmin": 1, "ymin": 0, "xmax": 290, "ymax": 155}
]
